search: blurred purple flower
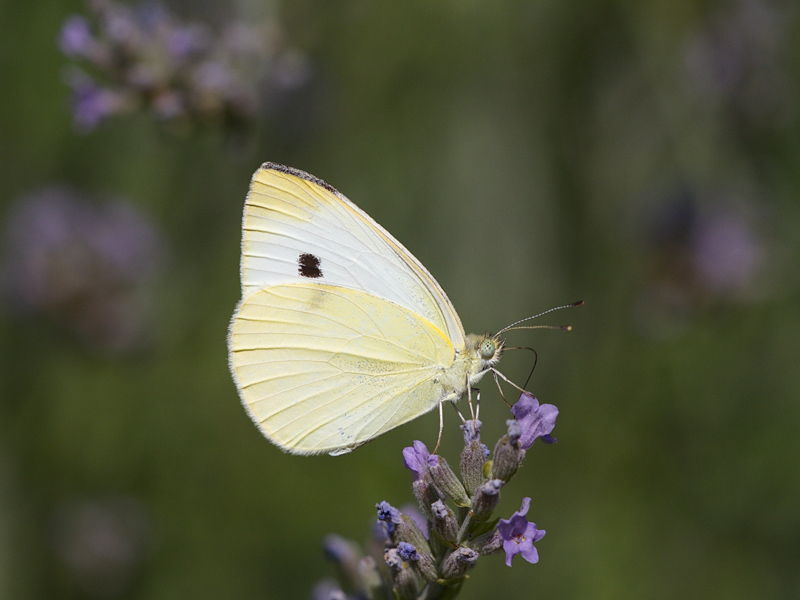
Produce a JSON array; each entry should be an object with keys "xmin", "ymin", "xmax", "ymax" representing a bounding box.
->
[
  {"xmin": 193, "ymin": 60, "xmax": 234, "ymax": 93},
  {"xmin": 167, "ymin": 25, "xmax": 208, "ymax": 61},
  {"xmin": 2, "ymin": 187, "xmax": 165, "ymax": 353},
  {"xmin": 510, "ymin": 393, "xmax": 559, "ymax": 449},
  {"xmin": 322, "ymin": 534, "xmax": 360, "ymax": 567},
  {"xmin": 67, "ymin": 76, "xmax": 125, "ymax": 133},
  {"xmin": 497, "ymin": 497, "xmax": 545, "ymax": 567},
  {"xmin": 103, "ymin": 5, "xmax": 141, "ymax": 48},
  {"xmin": 310, "ymin": 580, "xmax": 348, "ymax": 600},
  {"xmin": 636, "ymin": 188, "xmax": 770, "ymax": 339},
  {"xmin": 683, "ymin": 0, "xmax": 796, "ymax": 127},
  {"xmin": 691, "ymin": 212, "xmax": 763, "ymax": 292},
  {"xmin": 58, "ymin": 0, "xmax": 317, "ymax": 135},
  {"xmin": 59, "ymin": 15, "xmax": 94, "ymax": 57}
]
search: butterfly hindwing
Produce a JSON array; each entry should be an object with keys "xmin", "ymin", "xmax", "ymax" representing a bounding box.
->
[{"xmin": 229, "ymin": 282, "xmax": 456, "ymax": 454}]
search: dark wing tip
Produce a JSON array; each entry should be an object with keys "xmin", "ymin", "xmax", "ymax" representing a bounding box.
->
[{"xmin": 259, "ymin": 162, "xmax": 343, "ymax": 199}]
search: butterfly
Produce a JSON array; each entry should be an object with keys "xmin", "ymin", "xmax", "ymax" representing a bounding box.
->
[{"xmin": 228, "ymin": 163, "xmax": 511, "ymax": 456}]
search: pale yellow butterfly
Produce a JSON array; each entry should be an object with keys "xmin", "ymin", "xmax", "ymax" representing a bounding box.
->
[{"xmin": 228, "ymin": 163, "xmax": 505, "ymax": 456}]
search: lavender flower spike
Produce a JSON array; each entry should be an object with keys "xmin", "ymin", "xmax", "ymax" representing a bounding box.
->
[
  {"xmin": 497, "ymin": 497, "xmax": 545, "ymax": 567},
  {"xmin": 510, "ymin": 393, "xmax": 559, "ymax": 449},
  {"xmin": 402, "ymin": 441, "xmax": 430, "ymax": 481}
]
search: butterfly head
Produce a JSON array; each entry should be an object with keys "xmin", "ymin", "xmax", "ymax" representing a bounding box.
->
[{"xmin": 468, "ymin": 333, "xmax": 504, "ymax": 372}]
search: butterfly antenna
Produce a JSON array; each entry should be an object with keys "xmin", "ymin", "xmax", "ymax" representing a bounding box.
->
[
  {"xmin": 504, "ymin": 346, "xmax": 539, "ymax": 389},
  {"xmin": 497, "ymin": 300, "xmax": 584, "ymax": 335}
]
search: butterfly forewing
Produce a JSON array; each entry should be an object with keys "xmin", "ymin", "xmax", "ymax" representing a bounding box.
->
[{"xmin": 240, "ymin": 164, "xmax": 465, "ymax": 345}]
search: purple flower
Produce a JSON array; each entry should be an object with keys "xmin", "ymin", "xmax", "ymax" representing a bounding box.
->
[
  {"xmin": 510, "ymin": 393, "xmax": 558, "ymax": 450},
  {"xmin": 497, "ymin": 497, "xmax": 545, "ymax": 567},
  {"xmin": 397, "ymin": 542, "xmax": 419, "ymax": 562},
  {"xmin": 59, "ymin": 16, "xmax": 93, "ymax": 57},
  {"xmin": 402, "ymin": 441, "xmax": 430, "ymax": 481},
  {"xmin": 376, "ymin": 501, "xmax": 402, "ymax": 526},
  {"xmin": 460, "ymin": 419, "xmax": 481, "ymax": 444}
]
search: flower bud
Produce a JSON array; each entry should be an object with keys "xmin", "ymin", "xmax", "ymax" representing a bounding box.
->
[
  {"xmin": 395, "ymin": 514, "xmax": 432, "ymax": 559},
  {"xmin": 467, "ymin": 529, "xmax": 503, "ymax": 555},
  {"xmin": 321, "ymin": 534, "xmax": 360, "ymax": 589},
  {"xmin": 397, "ymin": 541, "xmax": 439, "ymax": 582},
  {"xmin": 310, "ymin": 580, "xmax": 347, "ymax": 600},
  {"xmin": 428, "ymin": 455, "xmax": 470, "ymax": 507},
  {"xmin": 393, "ymin": 567, "xmax": 419, "ymax": 600},
  {"xmin": 356, "ymin": 556, "xmax": 383, "ymax": 599},
  {"xmin": 470, "ymin": 479, "xmax": 503, "ymax": 521},
  {"xmin": 412, "ymin": 475, "xmax": 443, "ymax": 520},
  {"xmin": 490, "ymin": 423, "xmax": 525, "ymax": 482},
  {"xmin": 430, "ymin": 499, "xmax": 458, "ymax": 544},
  {"xmin": 460, "ymin": 420, "xmax": 489, "ymax": 496},
  {"xmin": 384, "ymin": 547, "xmax": 403, "ymax": 571},
  {"xmin": 376, "ymin": 501, "xmax": 402, "ymax": 537},
  {"xmin": 384, "ymin": 548, "xmax": 418, "ymax": 600},
  {"xmin": 440, "ymin": 546, "xmax": 479, "ymax": 579}
]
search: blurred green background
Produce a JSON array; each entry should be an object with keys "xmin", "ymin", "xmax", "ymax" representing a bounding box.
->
[{"xmin": 2, "ymin": 0, "xmax": 799, "ymax": 598}]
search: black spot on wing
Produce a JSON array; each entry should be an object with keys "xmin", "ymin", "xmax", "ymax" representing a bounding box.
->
[{"xmin": 298, "ymin": 253, "xmax": 323, "ymax": 278}]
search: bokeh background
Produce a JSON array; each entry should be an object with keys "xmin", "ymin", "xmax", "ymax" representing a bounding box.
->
[{"xmin": 2, "ymin": 0, "xmax": 799, "ymax": 598}]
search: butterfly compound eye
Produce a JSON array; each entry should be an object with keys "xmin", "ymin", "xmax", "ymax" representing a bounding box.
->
[{"xmin": 479, "ymin": 339, "xmax": 496, "ymax": 360}]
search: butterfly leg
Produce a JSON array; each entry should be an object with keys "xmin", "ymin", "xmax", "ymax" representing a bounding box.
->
[
  {"xmin": 465, "ymin": 383, "xmax": 477, "ymax": 421},
  {"xmin": 449, "ymin": 401, "xmax": 466, "ymax": 424},
  {"xmin": 492, "ymin": 368, "xmax": 526, "ymax": 407},
  {"xmin": 492, "ymin": 370, "xmax": 514, "ymax": 408},
  {"xmin": 432, "ymin": 401, "xmax": 445, "ymax": 454}
]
